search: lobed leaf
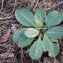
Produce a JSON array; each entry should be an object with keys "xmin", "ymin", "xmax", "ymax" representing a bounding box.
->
[
  {"xmin": 43, "ymin": 34, "xmax": 60, "ymax": 57},
  {"xmin": 24, "ymin": 28, "xmax": 39, "ymax": 38},
  {"xmin": 46, "ymin": 11, "xmax": 63, "ymax": 26},
  {"xmin": 45, "ymin": 26, "xmax": 63, "ymax": 39},
  {"xmin": 29, "ymin": 37, "xmax": 43, "ymax": 60}
]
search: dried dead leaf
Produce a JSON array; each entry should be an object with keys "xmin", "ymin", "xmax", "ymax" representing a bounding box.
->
[
  {"xmin": 0, "ymin": 52, "xmax": 14, "ymax": 58},
  {"xmin": 48, "ymin": 0, "xmax": 53, "ymax": 7},
  {"xmin": 38, "ymin": 1, "xmax": 44, "ymax": 7},
  {"xmin": 60, "ymin": 9, "xmax": 63, "ymax": 12},
  {"xmin": 0, "ymin": 29, "xmax": 11, "ymax": 43}
]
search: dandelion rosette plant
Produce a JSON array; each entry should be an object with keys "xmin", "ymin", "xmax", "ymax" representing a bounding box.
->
[{"xmin": 13, "ymin": 8, "xmax": 63, "ymax": 60}]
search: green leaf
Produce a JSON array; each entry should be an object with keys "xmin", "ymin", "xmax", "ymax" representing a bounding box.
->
[
  {"xmin": 41, "ymin": 25, "xmax": 47, "ymax": 32},
  {"xmin": 43, "ymin": 34, "xmax": 60, "ymax": 57},
  {"xmin": 12, "ymin": 29, "xmax": 25, "ymax": 42},
  {"xmin": 15, "ymin": 8, "xmax": 37, "ymax": 27},
  {"xmin": 29, "ymin": 37, "xmax": 43, "ymax": 60},
  {"xmin": 35, "ymin": 8, "xmax": 46, "ymax": 27},
  {"xmin": 24, "ymin": 28, "xmax": 39, "ymax": 38},
  {"xmin": 46, "ymin": 11, "xmax": 63, "ymax": 26},
  {"xmin": 45, "ymin": 26, "xmax": 63, "ymax": 40},
  {"xmin": 18, "ymin": 37, "xmax": 34, "ymax": 48}
]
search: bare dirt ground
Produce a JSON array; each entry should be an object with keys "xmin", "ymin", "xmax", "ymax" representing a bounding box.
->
[{"xmin": 0, "ymin": 0, "xmax": 63, "ymax": 63}]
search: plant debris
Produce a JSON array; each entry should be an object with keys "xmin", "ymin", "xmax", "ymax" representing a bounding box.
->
[
  {"xmin": 0, "ymin": 52, "xmax": 14, "ymax": 58},
  {"xmin": 0, "ymin": 29, "xmax": 11, "ymax": 43},
  {"xmin": 0, "ymin": 0, "xmax": 63, "ymax": 63}
]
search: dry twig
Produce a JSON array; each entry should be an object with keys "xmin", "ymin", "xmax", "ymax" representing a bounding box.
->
[
  {"xmin": 46, "ymin": 1, "xmax": 63, "ymax": 10},
  {"xmin": 1, "ymin": 0, "xmax": 4, "ymax": 10},
  {"xmin": 0, "ymin": 15, "xmax": 14, "ymax": 20}
]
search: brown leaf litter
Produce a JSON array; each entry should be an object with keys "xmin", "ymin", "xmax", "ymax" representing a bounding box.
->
[{"xmin": 0, "ymin": 29, "xmax": 11, "ymax": 43}]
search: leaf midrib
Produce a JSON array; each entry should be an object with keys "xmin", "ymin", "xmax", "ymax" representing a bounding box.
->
[
  {"xmin": 35, "ymin": 39, "xmax": 41, "ymax": 57},
  {"xmin": 47, "ymin": 13, "xmax": 59, "ymax": 25},
  {"xmin": 17, "ymin": 11, "xmax": 36, "ymax": 27},
  {"xmin": 36, "ymin": 12, "xmax": 44, "ymax": 21},
  {"xmin": 46, "ymin": 35, "xmax": 55, "ymax": 55}
]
